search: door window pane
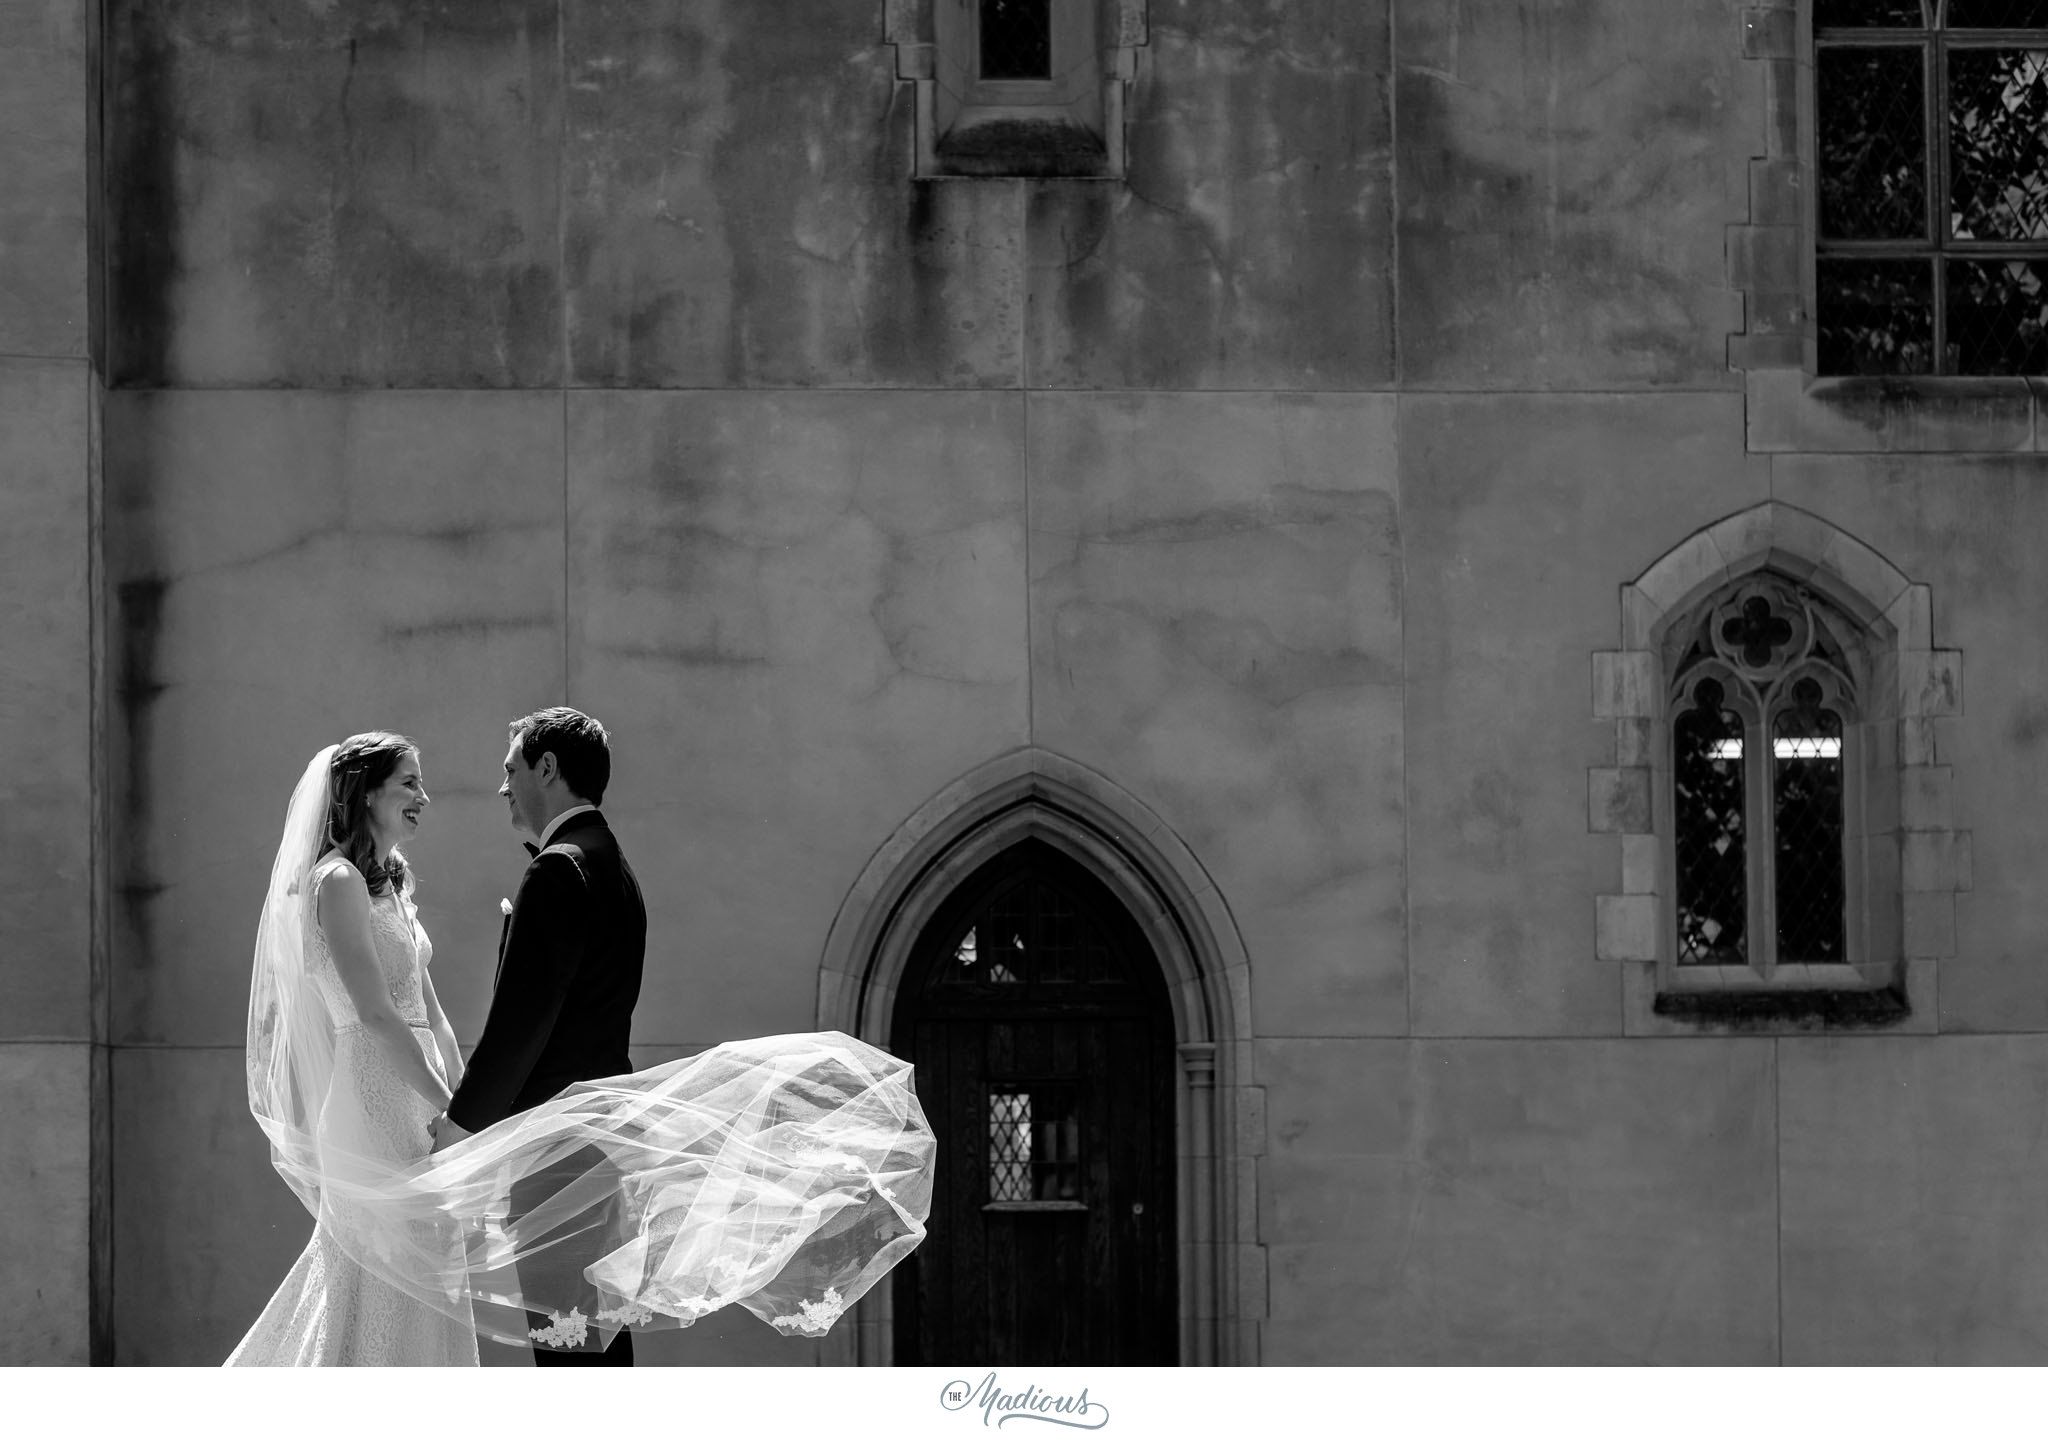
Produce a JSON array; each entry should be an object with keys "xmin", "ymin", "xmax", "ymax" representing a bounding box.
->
[{"xmin": 987, "ymin": 1087, "xmax": 1080, "ymax": 1201}]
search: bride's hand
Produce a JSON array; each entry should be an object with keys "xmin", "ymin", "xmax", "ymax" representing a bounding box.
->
[{"xmin": 429, "ymin": 1114, "xmax": 472, "ymax": 1155}]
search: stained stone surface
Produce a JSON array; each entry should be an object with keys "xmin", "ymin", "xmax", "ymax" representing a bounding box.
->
[
  {"xmin": 0, "ymin": 0, "xmax": 87, "ymax": 356},
  {"xmin": 1400, "ymin": 393, "xmax": 1766, "ymax": 1036},
  {"xmin": 103, "ymin": 390, "xmax": 568, "ymax": 1046},
  {"xmin": 1024, "ymin": 0, "xmax": 1395, "ymax": 389},
  {"xmin": 105, "ymin": 0, "xmax": 562, "ymax": 387},
  {"xmin": 567, "ymin": 389, "xmax": 1030, "ymax": 1045},
  {"xmin": 114, "ymin": 1046, "xmax": 304, "ymax": 1364},
  {"xmin": 563, "ymin": 0, "xmax": 1022, "ymax": 388},
  {"xmin": 1394, "ymin": 0, "xmax": 1754, "ymax": 388},
  {"xmin": 0, "ymin": 360, "xmax": 94, "ymax": 1040},
  {"xmin": 1782, "ymin": 1035, "xmax": 2048, "ymax": 1362},
  {"xmin": 0, "ymin": 1044, "xmax": 91, "ymax": 1365},
  {"xmin": 1258, "ymin": 1035, "xmax": 1778, "ymax": 1363},
  {"xmin": 1770, "ymin": 455, "xmax": 2048, "ymax": 1032},
  {"xmin": 1028, "ymin": 393, "xmax": 1405, "ymax": 1036}
]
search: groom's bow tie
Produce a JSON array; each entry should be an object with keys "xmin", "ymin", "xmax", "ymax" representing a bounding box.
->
[{"xmin": 523, "ymin": 842, "xmax": 539, "ymax": 857}]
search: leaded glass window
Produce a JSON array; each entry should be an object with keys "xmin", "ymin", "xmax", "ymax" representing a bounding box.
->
[
  {"xmin": 986, "ymin": 1087, "xmax": 1080, "ymax": 1202},
  {"xmin": 1674, "ymin": 679, "xmax": 1750, "ymax": 965},
  {"xmin": 1668, "ymin": 577, "xmax": 1858, "ymax": 972},
  {"xmin": 936, "ymin": 874, "xmax": 1132, "ymax": 989},
  {"xmin": 1817, "ymin": 1, "xmax": 2048, "ymax": 373}
]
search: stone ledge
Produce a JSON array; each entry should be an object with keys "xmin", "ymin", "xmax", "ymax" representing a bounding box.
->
[
  {"xmin": 1747, "ymin": 368, "xmax": 2039, "ymax": 453},
  {"xmin": 1624, "ymin": 960, "xmax": 1940, "ymax": 1036},
  {"xmin": 1650, "ymin": 981, "xmax": 1911, "ymax": 1030}
]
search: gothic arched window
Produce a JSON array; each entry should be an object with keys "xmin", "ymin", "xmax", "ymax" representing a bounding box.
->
[{"xmin": 1667, "ymin": 575, "xmax": 1865, "ymax": 976}]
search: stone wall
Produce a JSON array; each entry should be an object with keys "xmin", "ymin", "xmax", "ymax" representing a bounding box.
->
[
  {"xmin": 0, "ymin": 0, "xmax": 99, "ymax": 1369},
  {"xmin": 6, "ymin": 0, "xmax": 2045, "ymax": 1363}
]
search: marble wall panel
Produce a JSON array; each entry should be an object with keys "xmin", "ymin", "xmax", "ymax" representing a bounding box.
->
[
  {"xmin": 1257, "ymin": 1036, "xmax": 1778, "ymax": 1364},
  {"xmin": 1781, "ymin": 1035, "xmax": 2048, "ymax": 1362},
  {"xmin": 0, "ymin": 0, "xmax": 87, "ymax": 357},
  {"xmin": 1394, "ymin": 0, "xmax": 1754, "ymax": 388},
  {"xmin": 567, "ymin": 390, "xmax": 1030, "ymax": 1046},
  {"xmin": 0, "ymin": 1044, "xmax": 92, "ymax": 1364},
  {"xmin": 1769, "ymin": 455, "xmax": 2048, "ymax": 1032},
  {"xmin": 563, "ymin": 0, "xmax": 1021, "ymax": 388},
  {"xmin": 1401, "ymin": 394, "xmax": 1765, "ymax": 1036},
  {"xmin": 0, "ymin": 359, "xmax": 93, "ymax": 1040},
  {"xmin": 105, "ymin": 0, "xmax": 562, "ymax": 388},
  {"xmin": 103, "ymin": 390, "xmax": 568, "ymax": 1046},
  {"xmin": 1024, "ymin": 0, "xmax": 1394, "ymax": 390},
  {"xmin": 1027, "ymin": 393, "xmax": 1405, "ymax": 1036}
]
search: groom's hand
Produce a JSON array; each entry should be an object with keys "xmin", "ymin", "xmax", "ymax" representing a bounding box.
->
[{"xmin": 430, "ymin": 1113, "xmax": 473, "ymax": 1154}]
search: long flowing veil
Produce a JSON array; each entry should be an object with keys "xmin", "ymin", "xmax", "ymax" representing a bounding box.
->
[{"xmin": 245, "ymin": 747, "xmax": 935, "ymax": 1349}]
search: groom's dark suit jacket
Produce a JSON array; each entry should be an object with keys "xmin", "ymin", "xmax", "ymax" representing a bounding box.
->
[{"xmin": 446, "ymin": 809, "xmax": 647, "ymax": 1130}]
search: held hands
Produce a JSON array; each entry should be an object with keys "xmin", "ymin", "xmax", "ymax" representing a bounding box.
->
[{"xmin": 428, "ymin": 1112, "xmax": 472, "ymax": 1154}]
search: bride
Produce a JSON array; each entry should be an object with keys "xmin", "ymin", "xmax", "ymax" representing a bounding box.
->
[{"xmin": 228, "ymin": 732, "xmax": 933, "ymax": 1366}]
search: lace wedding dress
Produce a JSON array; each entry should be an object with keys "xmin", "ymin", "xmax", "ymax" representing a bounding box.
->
[
  {"xmin": 231, "ymin": 746, "xmax": 935, "ymax": 1362},
  {"xmin": 227, "ymin": 855, "xmax": 478, "ymax": 1366}
]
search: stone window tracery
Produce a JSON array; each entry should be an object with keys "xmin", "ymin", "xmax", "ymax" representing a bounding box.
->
[
  {"xmin": 1667, "ymin": 576, "xmax": 1860, "ymax": 975},
  {"xmin": 1592, "ymin": 503, "xmax": 1969, "ymax": 1035}
]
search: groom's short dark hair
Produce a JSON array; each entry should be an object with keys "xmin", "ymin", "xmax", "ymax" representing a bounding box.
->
[{"xmin": 510, "ymin": 707, "xmax": 611, "ymax": 805}]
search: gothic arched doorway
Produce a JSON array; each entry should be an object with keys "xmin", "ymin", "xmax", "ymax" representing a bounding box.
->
[{"xmin": 892, "ymin": 837, "xmax": 1178, "ymax": 1365}]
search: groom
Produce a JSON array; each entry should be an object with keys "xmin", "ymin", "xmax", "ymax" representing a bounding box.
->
[{"xmin": 431, "ymin": 706, "xmax": 648, "ymax": 1366}]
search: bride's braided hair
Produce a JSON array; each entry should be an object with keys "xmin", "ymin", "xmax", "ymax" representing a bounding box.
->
[{"xmin": 325, "ymin": 731, "xmax": 415, "ymax": 897}]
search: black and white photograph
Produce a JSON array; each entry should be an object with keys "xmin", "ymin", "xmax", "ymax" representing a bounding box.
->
[{"xmin": 3, "ymin": 0, "xmax": 2047, "ymax": 1403}]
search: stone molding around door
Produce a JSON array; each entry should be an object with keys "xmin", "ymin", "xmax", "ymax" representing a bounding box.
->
[{"xmin": 816, "ymin": 745, "xmax": 1264, "ymax": 1365}]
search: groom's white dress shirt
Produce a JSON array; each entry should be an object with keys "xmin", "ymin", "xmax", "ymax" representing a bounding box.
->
[{"xmin": 537, "ymin": 804, "xmax": 598, "ymax": 848}]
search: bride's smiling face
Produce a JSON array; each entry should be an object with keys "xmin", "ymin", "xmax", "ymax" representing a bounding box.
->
[{"xmin": 365, "ymin": 751, "xmax": 429, "ymax": 853}]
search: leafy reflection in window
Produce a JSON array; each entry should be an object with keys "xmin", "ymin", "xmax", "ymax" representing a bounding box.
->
[
  {"xmin": 1816, "ymin": 7, "xmax": 2048, "ymax": 372},
  {"xmin": 1675, "ymin": 679, "xmax": 1749, "ymax": 966}
]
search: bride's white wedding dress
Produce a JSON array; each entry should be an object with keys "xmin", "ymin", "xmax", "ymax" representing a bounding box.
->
[
  {"xmin": 228, "ymin": 856, "xmax": 478, "ymax": 1366},
  {"xmin": 230, "ymin": 745, "xmax": 935, "ymax": 1366}
]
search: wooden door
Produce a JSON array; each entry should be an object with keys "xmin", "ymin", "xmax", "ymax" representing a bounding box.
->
[{"xmin": 893, "ymin": 840, "xmax": 1177, "ymax": 1365}]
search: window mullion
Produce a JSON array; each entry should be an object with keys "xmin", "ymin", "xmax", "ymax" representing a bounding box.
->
[
  {"xmin": 1928, "ymin": 36, "xmax": 1949, "ymax": 371},
  {"xmin": 1750, "ymin": 707, "xmax": 1775, "ymax": 976}
]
